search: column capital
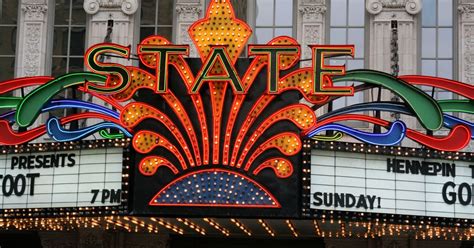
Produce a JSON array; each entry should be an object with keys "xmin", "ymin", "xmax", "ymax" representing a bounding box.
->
[
  {"xmin": 176, "ymin": 5, "xmax": 203, "ymax": 22},
  {"xmin": 366, "ymin": 0, "xmax": 422, "ymax": 15},
  {"xmin": 298, "ymin": 5, "xmax": 327, "ymax": 22},
  {"xmin": 459, "ymin": 3, "xmax": 474, "ymax": 22},
  {"xmin": 83, "ymin": 0, "xmax": 138, "ymax": 15},
  {"xmin": 21, "ymin": 1, "xmax": 48, "ymax": 21}
]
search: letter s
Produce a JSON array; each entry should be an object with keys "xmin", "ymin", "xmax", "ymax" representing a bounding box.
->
[
  {"xmin": 85, "ymin": 43, "xmax": 131, "ymax": 94},
  {"xmin": 313, "ymin": 192, "xmax": 323, "ymax": 206},
  {"xmin": 67, "ymin": 154, "xmax": 76, "ymax": 167}
]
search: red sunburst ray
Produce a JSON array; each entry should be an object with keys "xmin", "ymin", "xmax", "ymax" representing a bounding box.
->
[
  {"xmin": 133, "ymin": 131, "xmax": 188, "ymax": 170},
  {"xmin": 121, "ymin": 103, "xmax": 196, "ymax": 167},
  {"xmin": 242, "ymin": 133, "xmax": 301, "ymax": 171},
  {"xmin": 235, "ymin": 105, "xmax": 316, "ymax": 168}
]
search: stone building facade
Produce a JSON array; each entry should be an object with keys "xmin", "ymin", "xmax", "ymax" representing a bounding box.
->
[{"xmin": 1, "ymin": 0, "xmax": 473, "ymax": 247}]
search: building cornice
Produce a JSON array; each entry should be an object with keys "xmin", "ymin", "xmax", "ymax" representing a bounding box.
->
[
  {"xmin": 366, "ymin": 0, "xmax": 422, "ymax": 15},
  {"xmin": 83, "ymin": 0, "xmax": 138, "ymax": 15}
]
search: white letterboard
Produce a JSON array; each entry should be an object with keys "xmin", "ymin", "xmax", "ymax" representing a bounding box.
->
[
  {"xmin": 310, "ymin": 150, "xmax": 474, "ymax": 219},
  {"xmin": 0, "ymin": 147, "xmax": 123, "ymax": 209}
]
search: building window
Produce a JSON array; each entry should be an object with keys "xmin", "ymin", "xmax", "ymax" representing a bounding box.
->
[
  {"xmin": 328, "ymin": 0, "xmax": 365, "ymax": 110},
  {"xmin": 52, "ymin": 0, "xmax": 86, "ymax": 77},
  {"xmin": 421, "ymin": 0, "xmax": 454, "ymax": 100},
  {"xmin": 140, "ymin": 0, "xmax": 174, "ymax": 41},
  {"xmin": 0, "ymin": 1, "xmax": 17, "ymax": 82},
  {"xmin": 50, "ymin": 0, "xmax": 86, "ymax": 121},
  {"xmin": 254, "ymin": 0, "xmax": 294, "ymax": 43}
]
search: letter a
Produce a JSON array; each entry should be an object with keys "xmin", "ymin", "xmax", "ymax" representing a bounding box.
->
[{"xmin": 190, "ymin": 46, "xmax": 244, "ymax": 94}]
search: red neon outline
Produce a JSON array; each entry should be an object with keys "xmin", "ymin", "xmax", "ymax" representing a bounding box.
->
[
  {"xmin": 278, "ymin": 68, "xmax": 330, "ymax": 104},
  {"xmin": 235, "ymin": 105, "xmax": 316, "ymax": 168},
  {"xmin": 242, "ymin": 132, "xmax": 302, "ymax": 171},
  {"xmin": 137, "ymin": 44, "xmax": 189, "ymax": 94},
  {"xmin": 107, "ymin": 67, "xmax": 155, "ymax": 102},
  {"xmin": 189, "ymin": 45, "xmax": 246, "ymax": 164},
  {"xmin": 188, "ymin": 0, "xmax": 252, "ymax": 64},
  {"xmin": 222, "ymin": 56, "xmax": 268, "ymax": 165},
  {"xmin": 248, "ymin": 44, "xmax": 301, "ymax": 94},
  {"xmin": 138, "ymin": 156, "xmax": 179, "ymax": 176},
  {"xmin": 0, "ymin": 112, "xmax": 126, "ymax": 145},
  {"xmin": 121, "ymin": 102, "xmax": 196, "ymax": 167},
  {"xmin": 406, "ymin": 125, "xmax": 471, "ymax": 151},
  {"xmin": 133, "ymin": 131, "xmax": 188, "ymax": 170},
  {"xmin": 247, "ymin": 36, "xmax": 302, "ymax": 71},
  {"xmin": 310, "ymin": 45, "xmax": 355, "ymax": 96},
  {"xmin": 84, "ymin": 43, "xmax": 131, "ymax": 94},
  {"xmin": 0, "ymin": 77, "xmax": 53, "ymax": 94},
  {"xmin": 253, "ymin": 158, "xmax": 294, "ymax": 179},
  {"xmin": 400, "ymin": 75, "xmax": 474, "ymax": 99},
  {"xmin": 148, "ymin": 169, "xmax": 281, "ymax": 208},
  {"xmin": 224, "ymin": 37, "xmax": 305, "ymax": 165},
  {"xmin": 229, "ymin": 95, "xmax": 276, "ymax": 166},
  {"xmin": 137, "ymin": 35, "xmax": 174, "ymax": 68},
  {"xmin": 77, "ymin": 86, "xmax": 124, "ymax": 111},
  {"xmin": 131, "ymin": 37, "xmax": 210, "ymax": 164},
  {"xmin": 304, "ymin": 114, "xmax": 471, "ymax": 151},
  {"xmin": 190, "ymin": 46, "xmax": 246, "ymax": 94},
  {"xmin": 209, "ymin": 83, "xmax": 227, "ymax": 164}
]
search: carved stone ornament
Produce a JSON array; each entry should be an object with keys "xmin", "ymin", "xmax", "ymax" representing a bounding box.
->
[
  {"xmin": 83, "ymin": 0, "xmax": 138, "ymax": 15},
  {"xmin": 176, "ymin": 5, "xmax": 202, "ymax": 22},
  {"xmin": 299, "ymin": 5, "xmax": 327, "ymax": 22},
  {"xmin": 459, "ymin": 4, "xmax": 474, "ymax": 20},
  {"xmin": 463, "ymin": 25, "xmax": 474, "ymax": 83},
  {"xmin": 21, "ymin": 3, "xmax": 47, "ymax": 21},
  {"xmin": 366, "ymin": 0, "xmax": 422, "ymax": 15},
  {"xmin": 23, "ymin": 23, "xmax": 42, "ymax": 76}
]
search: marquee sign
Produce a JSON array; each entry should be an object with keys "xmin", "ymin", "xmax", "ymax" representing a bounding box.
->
[
  {"xmin": 0, "ymin": 0, "xmax": 472, "ymax": 216},
  {"xmin": 310, "ymin": 150, "xmax": 474, "ymax": 220},
  {"xmin": 0, "ymin": 146, "xmax": 123, "ymax": 209}
]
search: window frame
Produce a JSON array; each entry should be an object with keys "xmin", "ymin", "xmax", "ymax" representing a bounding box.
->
[
  {"xmin": 139, "ymin": 0, "xmax": 175, "ymax": 43},
  {"xmin": 249, "ymin": 0, "xmax": 297, "ymax": 44},
  {"xmin": 48, "ymin": 0, "xmax": 87, "ymax": 127},
  {"xmin": 51, "ymin": 0, "xmax": 86, "ymax": 77},
  {"xmin": 326, "ymin": 0, "xmax": 370, "ymax": 124},
  {"xmin": 418, "ymin": 0, "xmax": 458, "ymax": 99},
  {"xmin": 0, "ymin": 0, "xmax": 18, "ymax": 81}
]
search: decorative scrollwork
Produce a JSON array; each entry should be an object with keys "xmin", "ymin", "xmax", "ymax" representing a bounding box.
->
[
  {"xmin": 83, "ymin": 0, "xmax": 100, "ymax": 15},
  {"xmin": 83, "ymin": 0, "xmax": 138, "ymax": 15},
  {"xmin": 366, "ymin": 0, "xmax": 421, "ymax": 15},
  {"xmin": 121, "ymin": 0, "xmax": 138, "ymax": 15}
]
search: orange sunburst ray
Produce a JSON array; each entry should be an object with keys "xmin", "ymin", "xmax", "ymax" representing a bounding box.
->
[
  {"xmin": 189, "ymin": 0, "xmax": 252, "ymax": 164},
  {"xmin": 235, "ymin": 105, "xmax": 316, "ymax": 168},
  {"xmin": 121, "ymin": 102, "xmax": 196, "ymax": 167}
]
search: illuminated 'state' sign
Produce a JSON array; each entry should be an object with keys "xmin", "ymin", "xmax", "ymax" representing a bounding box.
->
[
  {"xmin": 0, "ymin": 147, "xmax": 123, "ymax": 209},
  {"xmin": 310, "ymin": 150, "xmax": 474, "ymax": 219}
]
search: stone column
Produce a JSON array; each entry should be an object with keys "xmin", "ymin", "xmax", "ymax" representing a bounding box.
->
[
  {"xmin": 175, "ymin": 0, "xmax": 203, "ymax": 57},
  {"xmin": 14, "ymin": 0, "xmax": 52, "ymax": 136},
  {"xmin": 83, "ymin": 0, "xmax": 139, "ymax": 128},
  {"xmin": 458, "ymin": 0, "xmax": 474, "ymax": 151},
  {"xmin": 297, "ymin": 0, "xmax": 327, "ymax": 65},
  {"xmin": 366, "ymin": 0, "xmax": 422, "ymax": 147},
  {"xmin": 83, "ymin": 0, "xmax": 139, "ymax": 51},
  {"xmin": 297, "ymin": 0, "xmax": 327, "ymax": 115},
  {"xmin": 366, "ymin": 0, "xmax": 421, "ymax": 74},
  {"xmin": 16, "ymin": 0, "xmax": 50, "ymax": 77}
]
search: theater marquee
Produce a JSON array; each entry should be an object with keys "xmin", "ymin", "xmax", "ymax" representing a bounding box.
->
[
  {"xmin": 0, "ymin": 0, "xmax": 473, "ymax": 219},
  {"xmin": 310, "ymin": 150, "xmax": 474, "ymax": 219},
  {"xmin": 0, "ymin": 147, "xmax": 123, "ymax": 209}
]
